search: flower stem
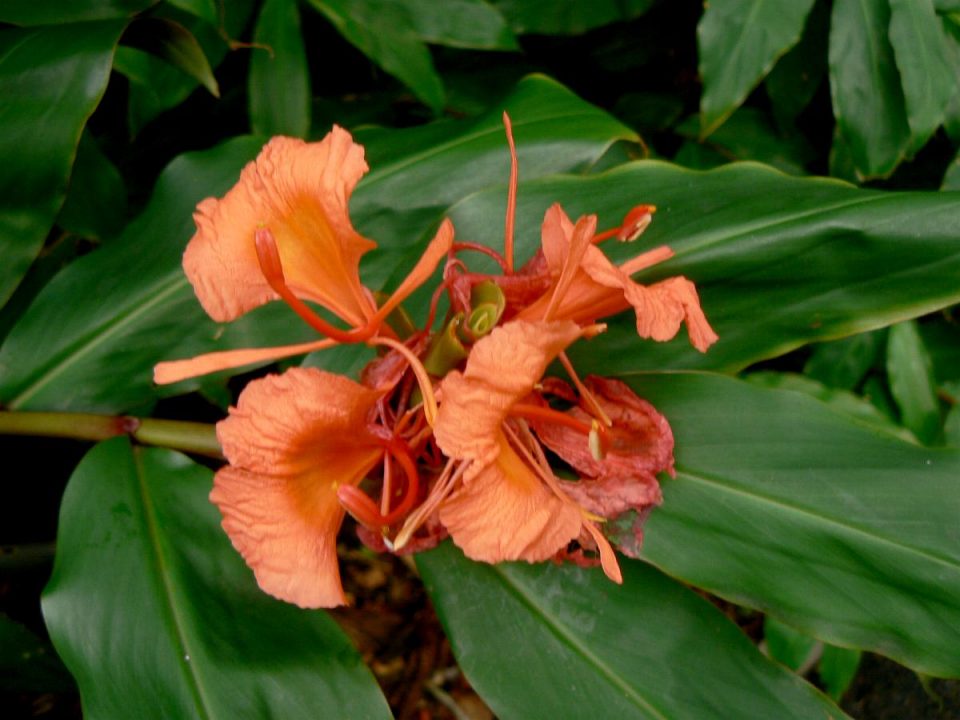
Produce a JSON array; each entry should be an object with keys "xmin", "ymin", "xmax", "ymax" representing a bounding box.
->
[{"xmin": 0, "ymin": 411, "xmax": 222, "ymax": 458}]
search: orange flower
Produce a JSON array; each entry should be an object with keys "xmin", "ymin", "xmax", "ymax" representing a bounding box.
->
[
  {"xmin": 517, "ymin": 203, "xmax": 719, "ymax": 352},
  {"xmin": 153, "ymin": 128, "xmax": 453, "ymax": 385},
  {"xmin": 431, "ymin": 320, "xmax": 622, "ymax": 582},
  {"xmin": 212, "ymin": 367, "xmax": 384, "ymax": 608}
]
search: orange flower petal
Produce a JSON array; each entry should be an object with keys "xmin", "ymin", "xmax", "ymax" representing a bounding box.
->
[
  {"xmin": 622, "ymin": 276, "xmax": 719, "ymax": 352},
  {"xmin": 434, "ymin": 320, "xmax": 585, "ymax": 464},
  {"xmin": 211, "ymin": 367, "xmax": 383, "ymax": 608},
  {"xmin": 439, "ymin": 436, "xmax": 582, "ymax": 563},
  {"xmin": 153, "ymin": 338, "xmax": 337, "ymax": 385},
  {"xmin": 184, "ymin": 129, "xmax": 376, "ymax": 327}
]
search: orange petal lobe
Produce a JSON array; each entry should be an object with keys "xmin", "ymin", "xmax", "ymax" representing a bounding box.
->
[
  {"xmin": 211, "ymin": 368, "xmax": 383, "ymax": 608},
  {"xmin": 184, "ymin": 129, "xmax": 376, "ymax": 326},
  {"xmin": 440, "ymin": 437, "xmax": 582, "ymax": 563},
  {"xmin": 434, "ymin": 320, "xmax": 584, "ymax": 464},
  {"xmin": 374, "ymin": 218, "xmax": 454, "ymax": 322}
]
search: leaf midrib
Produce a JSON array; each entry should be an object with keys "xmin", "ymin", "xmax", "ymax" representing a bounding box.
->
[
  {"xmin": 490, "ymin": 565, "xmax": 670, "ymax": 720},
  {"xmin": 133, "ymin": 446, "xmax": 215, "ymax": 720}
]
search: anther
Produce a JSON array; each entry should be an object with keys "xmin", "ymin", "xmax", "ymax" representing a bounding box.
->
[{"xmin": 617, "ymin": 204, "xmax": 656, "ymax": 242}]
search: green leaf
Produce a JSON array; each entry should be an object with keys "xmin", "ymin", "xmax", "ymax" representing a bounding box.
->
[
  {"xmin": 888, "ymin": 0, "xmax": 956, "ymax": 151},
  {"xmin": 56, "ymin": 131, "xmax": 128, "ymax": 241},
  {"xmin": 698, "ymin": 0, "xmax": 817, "ymax": 138},
  {"xmin": 886, "ymin": 320, "xmax": 942, "ymax": 444},
  {"xmin": 418, "ymin": 543, "xmax": 845, "ymax": 719},
  {"xmin": 443, "ymin": 161, "xmax": 960, "ymax": 375},
  {"xmin": 944, "ymin": 404, "xmax": 960, "ymax": 445},
  {"xmin": 123, "ymin": 17, "xmax": 220, "ymax": 97},
  {"xmin": 0, "ymin": 77, "xmax": 632, "ymax": 412},
  {"xmin": 629, "ymin": 372, "xmax": 960, "ymax": 677},
  {"xmin": 765, "ymin": 0, "xmax": 830, "ymax": 128},
  {"xmin": 0, "ymin": 0, "xmax": 156, "ymax": 25},
  {"xmin": 491, "ymin": 0, "xmax": 654, "ymax": 35},
  {"xmin": 829, "ymin": 0, "xmax": 912, "ymax": 179},
  {"xmin": 249, "ymin": 0, "xmax": 310, "ymax": 137},
  {"xmin": 942, "ymin": 146, "xmax": 960, "ymax": 189},
  {"xmin": 0, "ymin": 20, "xmax": 125, "ymax": 308},
  {"xmin": 764, "ymin": 616, "xmax": 819, "ymax": 672},
  {"xmin": 398, "ymin": 0, "xmax": 518, "ymax": 50},
  {"xmin": 305, "ymin": 0, "xmax": 445, "ymax": 112},
  {"xmin": 818, "ymin": 646, "xmax": 861, "ymax": 700},
  {"xmin": 42, "ymin": 439, "xmax": 391, "ymax": 718}
]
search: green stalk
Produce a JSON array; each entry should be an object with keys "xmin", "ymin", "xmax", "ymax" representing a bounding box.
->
[{"xmin": 0, "ymin": 411, "xmax": 222, "ymax": 459}]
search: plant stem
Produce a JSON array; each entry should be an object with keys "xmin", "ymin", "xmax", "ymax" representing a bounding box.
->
[{"xmin": 0, "ymin": 411, "xmax": 222, "ymax": 459}]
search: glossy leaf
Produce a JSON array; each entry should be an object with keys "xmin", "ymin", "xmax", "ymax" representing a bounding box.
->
[
  {"xmin": 887, "ymin": 320, "xmax": 941, "ymax": 444},
  {"xmin": 491, "ymin": 0, "xmax": 654, "ymax": 35},
  {"xmin": 305, "ymin": 0, "xmax": 445, "ymax": 112},
  {"xmin": 400, "ymin": 0, "xmax": 518, "ymax": 50},
  {"xmin": 0, "ymin": 20, "xmax": 125, "ymax": 307},
  {"xmin": 123, "ymin": 17, "xmax": 220, "ymax": 97},
  {"xmin": 56, "ymin": 131, "xmax": 128, "ymax": 242},
  {"xmin": 0, "ymin": 0, "xmax": 155, "ymax": 25},
  {"xmin": 42, "ymin": 439, "xmax": 390, "ymax": 719},
  {"xmin": 698, "ymin": 0, "xmax": 816, "ymax": 138},
  {"xmin": 0, "ymin": 77, "xmax": 633, "ymax": 412},
  {"xmin": 888, "ymin": 0, "xmax": 956, "ymax": 151},
  {"xmin": 418, "ymin": 543, "xmax": 845, "ymax": 719},
  {"xmin": 627, "ymin": 372, "xmax": 960, "ymax": 677},
  {"xmin": 442, "ymin": 161, "xmax": 960, "ymax": 375},
  {"xmin": 829, "ymin": 0, "xmax": 912, "ymax": 178},
  {"xmin": 249, "ymin": 0, "xmax": 310, "ymax": 137}
]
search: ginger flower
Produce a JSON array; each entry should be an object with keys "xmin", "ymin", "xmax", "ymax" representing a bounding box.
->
[
  {"xmin": 212, "ymin": 367, "xmax": 385, "ymax": 608},
  {"xmin": 424, "ymin": 320, "xmax": 624, "ymax": 583},
  {"xmin": 154, "ymin": 127, "xmax": 453, "ymax": 385}
]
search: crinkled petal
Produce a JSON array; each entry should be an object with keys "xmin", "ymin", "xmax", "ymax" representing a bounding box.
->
[
  {"xmin": 623, "ymin": 276, "xmax": 719, "ymax": 352},
  {"xmin": 183, "ymin": 129, "xmax": 376, "ymax": 326},
  {"xmin": 434, "ymin": 319, "xmax": 584, "ymax": 465},
  {"xmin": 212, "ymin": 367, "xmax": 383, "ymax": 608},
  {"xmin": 440, "ymin": 437, "xmax": 582, "ymax": 563}
]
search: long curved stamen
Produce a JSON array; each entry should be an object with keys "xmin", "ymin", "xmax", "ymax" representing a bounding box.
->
[
  {"xmin": 558, "ymin": 351, "xmax": 612, "ymax": 428},
  {"xmin": 379, "ymin": 438, "xmax": 420, "ymax": 525},
  {"xmin": 503, "ymin": 111, "xmax": 518, "ymax": 274},
  {"xmin": 337, "ymin": 484, "xmax": 386, "ymax": 530},
  {"xmin": 367, "ymin": 336, "xmax": 438, "ymax": 426}
]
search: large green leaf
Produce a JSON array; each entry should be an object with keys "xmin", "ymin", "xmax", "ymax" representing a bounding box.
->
[
  {"xmin": 249, "ymin": 0, "xmax": 310, "ymax": 137},
  {"xmin": 441, "ymin": 161, "xmax": 960, "ymax": 374},
  {"xmin": 0, "ymin": 0, "xmax": 155, "ymax": 25},
  {"xmin": 829, "ymin": 0, "xmax": 912, "ymax": 178},
  {"xmin": 0, "ymin": 76, "xmax": 633, "ymax": 412},
  {"xmin": 765, "ymin": 0, "xmax": 830, "ymax": 128},
  {"xmin": 888, "ymin": 0, "xmax": 956, "ymax": 151},
  {"xmin": 56, "ymin": 131, "xmax": 128, "ymax": 242},
  {"xmin": 627, "ymin": 373, "xmax": 960, "ymax": 677},
  {"xmin": 305, "ymin": 0, "xmax": 445, "ymax": 112},
  {"xmin": 418, "ymin": 543, "xmax": 845, "ymax": 719},
  {"xmin": 698, "ymin": 0, "xmax": 817, "ymax": 137},
  {"xmin": 887, "ymin": 320, "xmax": 941, "ymax": 444},
  {"xmin": 0, "ymin": 21, "xmax": 125, "ymax": 308},
  {"xmin": 42, "ymin": 438, "xmax": 390, "ymax": 718}
]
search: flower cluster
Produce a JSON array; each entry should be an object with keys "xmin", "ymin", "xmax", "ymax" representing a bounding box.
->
[{"xmin": 155, "ymin": 116, "xmax": 717, "ymax": 608}]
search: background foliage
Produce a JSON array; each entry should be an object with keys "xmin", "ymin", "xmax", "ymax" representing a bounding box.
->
[{"xmin": 2, "ymin": 0, "xmax": 959, "ymax": 717}]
